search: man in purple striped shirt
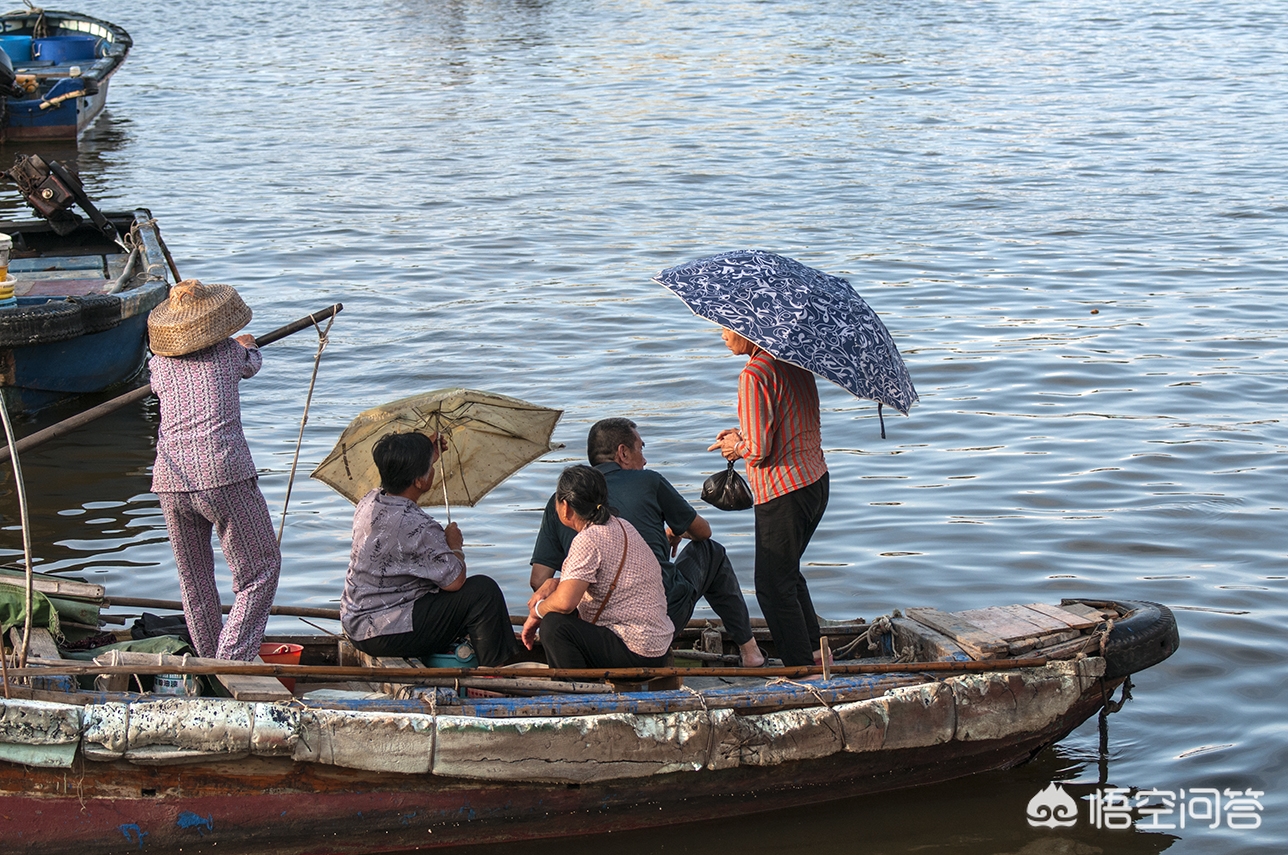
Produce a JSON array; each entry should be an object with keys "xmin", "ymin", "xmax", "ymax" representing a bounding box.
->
[{"xmin": 710, "ymin": 328, "xmax": 830, "ymax": 667}]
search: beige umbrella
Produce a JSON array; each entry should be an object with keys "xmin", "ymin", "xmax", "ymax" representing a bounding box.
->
[{"xmin": 311, "ymin": 388, "xmax": 562, "ymax": 515}]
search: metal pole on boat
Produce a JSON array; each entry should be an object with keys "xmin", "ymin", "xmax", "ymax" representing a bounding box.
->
[
  {"xmin": 0, "ymin": 303, "xmax": 343, "ymax": 464},
  {"xmin": 0, "ymin": 396, "xmax": 36, "ymax": 670}
]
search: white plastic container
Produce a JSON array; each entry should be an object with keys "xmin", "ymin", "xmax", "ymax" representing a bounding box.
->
[{"xmin": 153, "ymin": 673, "xmax": 201, "ymax": 696}]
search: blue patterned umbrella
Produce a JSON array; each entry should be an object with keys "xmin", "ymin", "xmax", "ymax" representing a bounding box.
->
[{"xmin": 654, "ymin": 250, "xmax": 917, "ymax": 434}]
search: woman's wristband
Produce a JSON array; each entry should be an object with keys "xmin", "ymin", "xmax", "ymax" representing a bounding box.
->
[
  {"xmin": 450, "ymin": 548, "xmax": 464, "ymax": 560},
  {"xmin": 533, "ymin": 599, "xmax": 546, "ymax": 619}
]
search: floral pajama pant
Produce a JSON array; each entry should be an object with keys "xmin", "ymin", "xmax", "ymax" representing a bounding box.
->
[{"xmin": 157, "ymin": 478, "xmax": 281, "ymax": 661}]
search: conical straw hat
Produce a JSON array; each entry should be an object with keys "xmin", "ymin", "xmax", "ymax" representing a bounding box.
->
[{"xmin": 148, "ymin": 280, "xmax": 252, "ymax": 357}]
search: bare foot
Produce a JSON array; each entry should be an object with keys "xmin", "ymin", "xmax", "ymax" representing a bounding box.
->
[{"xmin": 739, "ymin": 640, "xmax": 766, "ymax": 668}]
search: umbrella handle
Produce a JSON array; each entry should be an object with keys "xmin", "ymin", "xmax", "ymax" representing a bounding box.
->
[
  {"xmin": 439, "ymin": 449, "xmax": 452, "ymax": 525},
  {"xmin": 878, "ymin": 402, "xmax": 886, "ymax": 440}
]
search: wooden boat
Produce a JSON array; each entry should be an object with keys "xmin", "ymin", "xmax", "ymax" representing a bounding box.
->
[
  {"xmin": 0, "ymin": 154, "xmax": 171, "ymax": 415},
  {"xmin": 0, "ymin": 8, "xmax": 130, "ymax": 141},
  {"xmin": 0, "ymin": 578, "xmax": 1179, "ymax": 855}
]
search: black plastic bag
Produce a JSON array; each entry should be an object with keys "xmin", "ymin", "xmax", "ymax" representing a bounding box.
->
[
  {"xmin": 701, "ymin": 460, "xmax": 754, "ymax": 511},
  {"xmin": 130, "ymin": 612, "xmax": 194, "ymax": 647}
]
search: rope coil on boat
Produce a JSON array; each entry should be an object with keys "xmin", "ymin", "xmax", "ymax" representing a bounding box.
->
[
  {"xmin": 679, "ymin": 685, "xmax": 717, "ymax": 763},
  {"xmin": 834, "ymin": 613, "xmax": 890, "ymax": 659}
]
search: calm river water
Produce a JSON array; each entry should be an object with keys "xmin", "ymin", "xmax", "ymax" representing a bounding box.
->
[{"xmin": 2, "ymin": 1, "xmax": 1285, "ymax": 852}]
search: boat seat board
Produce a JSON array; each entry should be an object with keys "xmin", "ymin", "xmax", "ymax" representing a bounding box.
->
[
  {"xmin": 14, "ymin": 277, "xmax": 110, "ymax": 297},
  {"xmin": 1021, "ymin": 602, "xmax": 1100, "ymax": 630},
  {"xmin": 902, "ymin": 608, "xmax": 1007, "ymax": 660},
  {"xmin": 356, "ymin": 649, "xmax": 426, "ymax": 695},
  {"xmin": 7, "ymin": 627, "xmax": 78, "ymax": 693},
  {"xmin": 10, "ymin": 256, "xmax": 105, "ymax": 273},
  {"xmin": 215, "ymin": 657, "xmax": 294, "ymax": 702},
  {"xmin": 953, "ymin": 604, "xmax": 1095, "ymax": 642}
]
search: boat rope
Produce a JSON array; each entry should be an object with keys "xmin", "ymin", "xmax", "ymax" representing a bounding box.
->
[
  {"xmin": 1097, "ymin": 618, "xmax": 1115, "ymax": 658},
  {"xmin": 39, "ymin": 90, "xmax": 86, "ymax": 111},
  {"xmin": 766, "ymin": 677, "xmax": 834, "ymax": 710},
  {"xmin": 26, "ymin": 3, "xmax": 49, "ymax": 40},
  {"xmin": 0, "ymin": 637, "xmax": 8, "ymax": 699},
  {"xmin": 679, "ymin": 686, "xmax": 718, "ymax": 762},
  {"xmin": 0, "ymin": 395, "xmax": 36, "ymax": 670},
  {"xmin": 1100, "ymin": 674, "xmax": 1133, "ymax": 716},
  {"xmin": 127, "ymin": 218, "xmax": 181, "ymax": 282},
  {"xmin": 276, "ymin": 312, "xmax": 336, "ymax": 545},
  {"xmin": 766, "ymin": 677, "xmax": 848, "ymax": 740},
  {"xmin": 420, "ymin": 686, "xmax": 439, "ymax": 718},
  {"xmin": 835, "ymin": 613, "xmax": 892, "ymax": 659}
]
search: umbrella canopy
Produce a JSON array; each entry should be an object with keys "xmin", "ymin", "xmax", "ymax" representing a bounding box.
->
[
  {"xmin": 654, "ymin": 249, "xmax": 918, "ymax": 418},
  {"xmin": 311, "ymin": 388, "xmax": 562, "ymax": 508}
]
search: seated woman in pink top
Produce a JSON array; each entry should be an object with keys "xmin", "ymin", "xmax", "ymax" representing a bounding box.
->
[{"xmin": 522, "ymin": 465, "xmax": 674, "ymax": 669}]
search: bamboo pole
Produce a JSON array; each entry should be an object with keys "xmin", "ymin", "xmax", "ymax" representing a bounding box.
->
[
  {"xmin": 103, "ymin": 596, "xmax": 343, "ymax": 621},
  {"xmin": 7, "ymin": 656, "xmax": 1053, "ymax": 683},
  {"xmin": 100, "ymin": 596, "xmax": 861, "ymax": 633},
  {"xmin": 0, "ymin": 304, "xmax": 343, "ymax": 464}
]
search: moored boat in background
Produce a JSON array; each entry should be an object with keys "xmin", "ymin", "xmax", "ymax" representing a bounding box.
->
[
  {"xmin": 0, "ymin": 154, "xmax": 171, "ymax": 415},
  {"xmin": 0, "ymin": 7, "xmax": 130, "ymax": 141}
]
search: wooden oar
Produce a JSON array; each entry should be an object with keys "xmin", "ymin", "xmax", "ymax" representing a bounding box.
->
[{"xmin": 0, "ymin": 304, "xmax": 343, "ymax": 463}]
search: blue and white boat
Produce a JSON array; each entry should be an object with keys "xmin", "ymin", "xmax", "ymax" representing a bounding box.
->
[
  {"xmin": 0, "ymin": 8, "xmax": 130, "ymax": 141},
  {"xmin": 0, "ymin": 155, "xmax": 171, "ymax": 415}
]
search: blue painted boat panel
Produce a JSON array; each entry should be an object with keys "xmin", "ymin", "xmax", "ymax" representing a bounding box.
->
[
  {"xmin": 0, "ymin": 34, "xmax": 30, "ymax": 62},
  {"xmin": 10, "ymin": 312, "xmax": 149, "ymax": 394},
  {"xmin": 31, "ymin": 35, "xmax": 100, "ymax": 64}
]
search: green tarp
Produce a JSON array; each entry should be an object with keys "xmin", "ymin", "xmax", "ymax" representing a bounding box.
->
[
  {"xmin": 0, "ymin": 586, "xmax": 61, "ymax": 640},
  {"xmin": 63, "ymin": 636, "xmax": 193, "ymax": 661}
]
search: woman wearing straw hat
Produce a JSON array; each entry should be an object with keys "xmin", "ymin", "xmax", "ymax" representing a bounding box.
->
[{"xmin": 147, "ymin": 280, "xmax": 281, "ymax": 662}]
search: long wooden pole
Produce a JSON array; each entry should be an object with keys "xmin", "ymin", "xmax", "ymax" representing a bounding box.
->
[
  {"xmin": 7, "ymin": 656, "xmax": 1052, "ymax": 683},
  {"xmin": 99, "ymin": 596, "xmax": 820, "ymax": 632},
  {"xmin": 104, "ymin": 596, "xmax": 342, "ymax": 620},
  {"xmin": 0, "ymin": 303, "xmax": 343, "ymax": 464}
]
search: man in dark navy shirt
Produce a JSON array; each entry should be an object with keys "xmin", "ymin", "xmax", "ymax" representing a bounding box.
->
[{"xmin": 528, "ymin": 418, "xmax": 764, "ymax": 666}]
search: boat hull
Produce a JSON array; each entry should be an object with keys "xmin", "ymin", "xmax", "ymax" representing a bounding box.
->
[
  {"xmin": 0, "ymin": 663, "xmax": 1117, "ymax": 854},
  {"xmin": 0, "ymin": 10, "xmax": 131, "ymax": 142},
  {"xmin": 0, "ymin": 209, "xmax": 170, "ymax": 415},
  {"xmin": 3, "ymin": 75, "xmax": 114, "ymax": 140},
  {"xmin": 0, "ymin": 311, "xmax": 148, "ymax": 411}
]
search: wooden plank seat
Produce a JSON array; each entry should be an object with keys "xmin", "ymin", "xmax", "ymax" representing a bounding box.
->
[
  {"xmin": 7, "ymin": 627, "xmax": 78, "ymax": 693},
  {"xmin": 954, "ymin": 604, "xmax": 1097, "ymax": 655},
  {"xmin": 905, "ymin": 603, "xmax": 1104, "ymax": 661}
]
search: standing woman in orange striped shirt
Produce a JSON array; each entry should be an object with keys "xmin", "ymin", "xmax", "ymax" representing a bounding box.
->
[{"xmin": 709, "ymin": 328, "xmax": 830, "ymax": 667}]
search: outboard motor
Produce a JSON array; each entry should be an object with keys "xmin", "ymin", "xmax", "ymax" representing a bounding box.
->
[{"xmin": 2, "ymin": 154, "xmax": 117, "ymax": 238}]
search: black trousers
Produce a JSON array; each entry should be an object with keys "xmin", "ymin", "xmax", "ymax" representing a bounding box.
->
[
  {"xmin": 753, "ymin": 473, "xmax": 829, "ymax": 667},
  {"xmin": 353, "ymin": 575, "xmax": 520, "ymax": 667},
  {"xmin": 669, "ymin": 539, "xmax": 755, "ymax": 645},
  {"xmin": 540, "ymin": 610, "xmax": 672, "ymax": 670}
]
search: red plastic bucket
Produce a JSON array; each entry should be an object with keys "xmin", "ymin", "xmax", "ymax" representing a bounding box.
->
[{"xmin": 259, "ymin": 642, "xmax": 303, "ymax": 691}]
